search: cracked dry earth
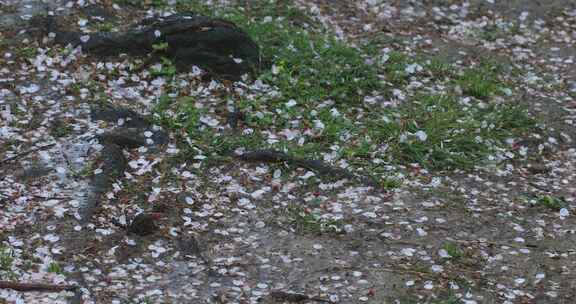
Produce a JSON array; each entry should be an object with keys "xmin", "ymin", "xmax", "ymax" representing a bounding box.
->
[{"xmin": 1, "ymin": 0, "xmax": 576, "ymax": 304}]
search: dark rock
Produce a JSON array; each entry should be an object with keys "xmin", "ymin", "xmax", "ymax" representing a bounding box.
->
[
  {"xmin": 91, "ymin": 105, "xmax": 169, "ymax": 147},
  {"xmin": 98, "ymin": 128, "xmax": 147, "ymax": 149},
  {"xmin": 226, "ymin": 110, "xmax": 246, "ymax": 129},
  {"xmin": 97, "ymin": 143, "xmax": 127, "ymax": 188},
  {"xmin": 127, "ymin": 212, "xmax": 163, "ymax": 236},
  {"xmin": 80, "ymin": 104, "xmax": 169, "ymax": 223},
  {"xmin": 80, "ymin": 4, "xmax": 116, "ymax": 21},
  {"xmin": 236, "ymin": 149, "xmax": 290, "ymax": 163},
  {"xmin": 177, "ymin": 235, "xmax": 203, "ymax": 257},
  {"xmin": 80, "ymin": 143, "xmax": 126, "ymax": 223},
  {"xmin": 49, "ymin": 12, "xmax": 260, "ymax": 79},
  {"xmin": 91, "ymin": 106, "xmax": 149, "ymax": 129},
  {"xmin": 527, "ymin": 164, "xmax": 550, "ymax": 175},
  {"xmin": 177, "ymin": 235, "xmax": 212, "ymax": 271},
  {"xmin": 266, "ymin": 291, "xmax": 311, "ymax": 303},
  {"xmin": 150, "ymin": 129, "xmax": 169, "ymax": 146}
]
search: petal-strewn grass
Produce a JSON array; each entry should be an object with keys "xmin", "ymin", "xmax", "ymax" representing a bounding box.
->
[{"xmin": 156, "ymin": 0, "xmax": 538, "ymax": 177}]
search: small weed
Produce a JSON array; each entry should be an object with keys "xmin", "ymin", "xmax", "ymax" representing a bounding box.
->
[
  {"xmin": 140, "ymin": 297, "xmax": 154, "ymax": 304},
  {"xmin": 0, "ymin": 246, "xmax": 14, "ymax": 270},
  {"xmin": 155, "ymin": 95, "xmax": 206, "ymax": 133},
  {"xmin": 383, "ymin": 51, "xmax": 411, "ymax": 85},
  {"xmin": 50, "ymin": 120, "xmax": 74, "ymax": 138},
  {"xmin": 535, "ymin": 195, "xmax": 567, "ymax": 211},
  {"xmin": 150, "ymin": 57, "xmax": 176, "ymax": 78},
  {"xmin": 47, "ymin": 262, "xmax": 62, "ymax": 274},
  {"xmin": 442, "ymin": 242, "xmax": 463, "ymax": 260},
  {"xmin": 16, "ymin": 46, "xmax": 37, "ymax": 59},
  {"xmin": 457, "ymin": 62, "xmax": 504, "ymax": 99},
  {"xmin": 432, "ymin": 294, "xmax": 462, "ymax": 304},
  {"xmin": 427, "ymin": 58, "xmax": 454, "ymax": 78},
  {"xmin": 95, "ymin": 21, "xmax": 115, "ymax": 32},
  {"xmin": 380, "ymin": 178, "xmax": 403, "ymax": 190},
  {"xmin": 152, "ymin": 42, "xmax": 169, "ymax": 52},
  {"xmin": 368, "ymin": 94, "xmax": 534, "ymax": 170},
  {"xmin": 0, "ymin": 245, "xmax": 15, "ymax": 279}
]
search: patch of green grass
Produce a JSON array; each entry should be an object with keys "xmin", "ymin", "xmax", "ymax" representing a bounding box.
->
[
  {"xmin": 431, "ymin": 294, "xmax": 462, "ymax": 304},
  {"xmin": 367, "ymin": 94, "xmax": 535, "ymax": 170},
  {"xmin": 50, "ymin": 121, "xmax": 73, "ymax": 138},
  {"xmin": 16, "ymin": 46, "xmax": 37, "ymax": 59},
  {"xmin": 479, "ymin": 24, "xmax": 508, "ymax": 42},
  {"xmin": 153, "ymin": 95, "xmax": 206, "ymax": 131},
  {"xmin": 177, "ymin": 0, "xmax": 383, "ymax": 105},
  {"xmin": 426, "ymin": 58, "xmax": 455, "ymax": 78},
  {"xmin": 382, "ymin": 51, "xmax": 411, "ymax": 85},
  {"xmin": 0, "ymin": 245, "xmax": 15, "ymax": 280},
  {"xmin": 457, "ymin": 61, "xmax": 505, "ymax": 99},
  {"xmin": 208, "ymin": 132, "xmax": 266, "ymax": 156},
  {"xmin": 95, "ymin": 21, "xmax": 115, "ymax": 32},
  {"xmin": 0, "ymin": 37, "xmax": 8, "ymax": 50},
  {"xmin": 152, "ymin": 42, "xmax": 169, "ymax": 52},
  {"xmin": 0, "ymin": 246, "xmax": 14, "ymax": 270},
  {"xmin": 150, "ymin": 57, "xmax": 177, "ymax": 78},
  {"xmin": 380, "ymin": 178, "xmax": 403, "ymax": 190},
  {"xmin": 535, "ymin": 195, "xmax": 567, "ymax": 211},
  {"xmin": 148, "ymin": 0, "xmax": 540, "ymax": 174},
  {"xmin": 150, "ymin": 0, "xmax": 168, "ymax": 8},
  {"xmin": 47, "ymin": 262, "xmax": 63, "ymax": 274},
  {"xmin": 442, "ymin": 242, "xmax": 463, "ymax": 260}
]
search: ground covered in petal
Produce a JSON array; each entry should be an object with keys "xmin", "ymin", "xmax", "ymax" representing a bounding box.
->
[{"xmin": 1, "ymin": 1, "xmax": 575, "ymax": 303}]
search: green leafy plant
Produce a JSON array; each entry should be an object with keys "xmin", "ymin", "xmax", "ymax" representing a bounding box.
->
[
  {"xmin": 152, "ymin": 42, "xmax": 169, "ymax": 52},
  {"xmin": 457, "ymin": 61, "xmax": 504, "ymax": 99},
  {"xmin": 47, "ymin": 262, "xmax": 62, "ymax": 274},
  {"xmin": 150, "ymin": 57, "xmax": 176, "ymax": 77},
  {"xmin": 0, "ymin": 245, "xmax": 15, "ymax": 279},
  {"xmin": 536, "ymin": 195, "xmax": 567, "ymax": 211},
  {"xmin": 442, "ymin": 242, "xmax": 463, "ymax": 260}
]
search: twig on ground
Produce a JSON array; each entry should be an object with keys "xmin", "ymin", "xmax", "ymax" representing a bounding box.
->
[
  {"xmin": 267, "ymin": 290, "xmax": 335, "ymax": 303},
  {"xmin": 454, "ymin": 239, "xmax": 539, "ymax": 249},
  {"xmin": 0, "ymin": 281, "xmax": 77, "ymax": 292},
  {"xmin": 0, "ymin": 143, "xmax": 56, "ymax": 166},
  {"xmin": 32, "ymin": 195, "xmax": 69, "ymax": 200}
]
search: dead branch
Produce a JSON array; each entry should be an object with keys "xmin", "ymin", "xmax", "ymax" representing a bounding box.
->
[
  {"xmin": 0, "ymin": 143, "xmax": 56, "ymax": 166},
  {"xmin": 0, "ymin": 281, "xmax": 77, "ymax": 292}
]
